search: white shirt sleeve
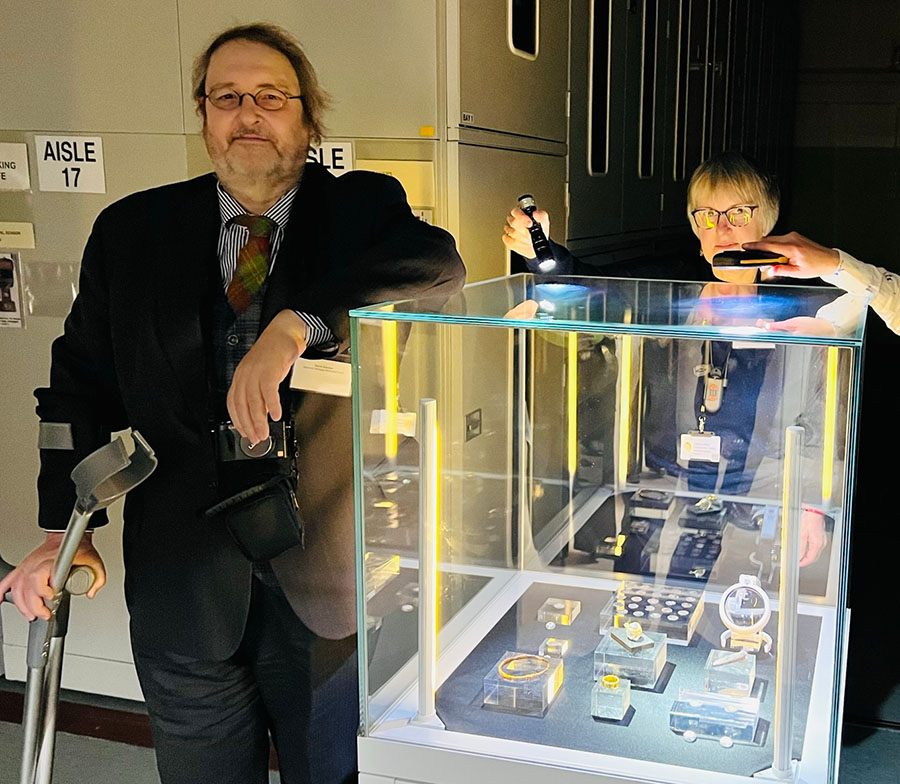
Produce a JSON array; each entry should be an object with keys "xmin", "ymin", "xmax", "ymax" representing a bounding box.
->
[{"xmin": 822, "ymin": 250, "xmax": 900, "ymax": 335}]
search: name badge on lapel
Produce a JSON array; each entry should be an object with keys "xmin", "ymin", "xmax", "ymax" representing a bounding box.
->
[{"xmin": 290, "ymin": 356, "xmax": 352, "ymax": 397}]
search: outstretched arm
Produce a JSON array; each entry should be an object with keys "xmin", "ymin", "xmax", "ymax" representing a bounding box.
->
[{"xmin": 746, "ymin": 232, "xmax": 900, "ymax": 335}]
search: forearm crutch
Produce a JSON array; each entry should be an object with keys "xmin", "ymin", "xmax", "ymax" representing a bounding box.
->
[{"xmin": 1, "ymin": 431, "xmax": 156, "ymax": 784}]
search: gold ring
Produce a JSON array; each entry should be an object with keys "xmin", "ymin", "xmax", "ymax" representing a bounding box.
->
[
  {"xmin": 498, "ymin": 654, "xmax": 551, "ymax": 681},
  {"xmin": 602, "ymin": 674, "xmax": 620, "ymax": 689}
]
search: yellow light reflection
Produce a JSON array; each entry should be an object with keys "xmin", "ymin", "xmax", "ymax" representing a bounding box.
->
[
  {"xmin": 617, "ymin": 335, "xmax": 633, "ymax": 485},
  {"xmin": 567, "ymin": 332, "xmax": 578, "ymax": 475},
  {"xmin": 822, "ymin": 347, "xmax": 838, "ymax": 504},
  {"xmin": 381, "ymin": 317, "xmax": 398, "ymax": 460}
]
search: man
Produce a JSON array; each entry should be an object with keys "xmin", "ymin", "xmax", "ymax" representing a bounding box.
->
[{"xmin": 0, "ymin": 23, "xmax": 464, "ymax": 784}]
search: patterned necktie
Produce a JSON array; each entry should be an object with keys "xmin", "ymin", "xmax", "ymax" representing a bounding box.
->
[{"xmin": 226, "ymin": 214, "xmax": 278, "ymax": 315}]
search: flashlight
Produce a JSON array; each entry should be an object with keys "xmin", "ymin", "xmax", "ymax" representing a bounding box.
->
[{"xmin": 517, "ymin": 194, "xmax": 556, "ymax": 272}]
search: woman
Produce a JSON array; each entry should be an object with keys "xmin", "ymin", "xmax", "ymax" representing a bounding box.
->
[
  {"xmin": 502, "ymin": 152, "xmax": 828, "ymax": 566},
  {"xmin": 503, "ymin": 151, "xmax": 780, "ymax": 281}
]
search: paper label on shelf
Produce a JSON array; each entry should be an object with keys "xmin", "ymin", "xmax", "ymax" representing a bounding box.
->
[
  {"xmin": 369, "ymin": 409, "xmax": 416, "ymax": 437},
  {"xmin": 290, "ymin": 357, "xmax": 352, "ymax": 397},
  {"xmin": 0, "ymin": 143, "xmax": 31, "ymax": 190},
  {"xmin": 732, "ymin": 340, "xmax": 775, "ymax": 350},
  {"xmin": 0, "ymin": 222, "xmax": 35, "ymax": 249},
  {"xmin": 680, "ymin": 432, "xmax": 721, "ymax": 463},
  {"xmin": 35, "ymin": 136, "xmax": 106, "ymax": 193}
]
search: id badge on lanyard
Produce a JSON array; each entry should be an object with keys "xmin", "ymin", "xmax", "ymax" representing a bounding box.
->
[{"xmin": 682, "ymin": 341, "xmax": 726, "ymax": 462}]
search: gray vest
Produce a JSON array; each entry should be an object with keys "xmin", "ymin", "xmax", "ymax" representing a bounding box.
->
[{"xmin": 211, "ymin": 277, "xmax": 270, "ymax": 419}]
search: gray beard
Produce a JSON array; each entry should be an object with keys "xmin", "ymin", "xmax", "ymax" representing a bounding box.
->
[{"xmin": 216, "ymin": 149, "xmax": 307, "ymax": 194}]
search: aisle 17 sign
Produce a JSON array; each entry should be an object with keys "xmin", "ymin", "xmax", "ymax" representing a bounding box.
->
[{"xmin": 35, "ymin": 135, "xmax": 106, "ymax": 193}]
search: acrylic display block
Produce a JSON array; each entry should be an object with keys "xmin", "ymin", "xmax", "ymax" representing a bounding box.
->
[
  {"xmin": 538, "ymin": 637, "xmax": 570, "ymax": 658},
  {"xmin": 599, "ymin": 581, "xmax": 703, "ymax": 644},
  {"xmin": 630, "ymin": 489, "xmax": 675, "ymax": 520},
  {"xmin": 483, "ymin": 651, "xmax": 564, "ymax": 717},
  {"xmin": 537, "ymin": 598, "xmax": 581, "ymax": 626},
  {"xmin": 669, "ymin": 690, "xmax": 760, "ymax": 744},
  {"xmin": 593, "ymin": 630, "xmax": 667, "ymax": 687},
  {"xmin": 703, "ymin": 649, "xmax": 756, "ymax": 697},
  {"xmin": 591, "ymin": 675, "xmax": 631, "ymax": 720}
]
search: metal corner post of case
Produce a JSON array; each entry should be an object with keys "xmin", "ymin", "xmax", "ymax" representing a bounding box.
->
[
  {"xmin": 773, "ymin": 424, "xmax": 804, "ymax": 780},
  {"xmin": 412, "ymin": 398, "xmax": 443, "ymax": 728}
]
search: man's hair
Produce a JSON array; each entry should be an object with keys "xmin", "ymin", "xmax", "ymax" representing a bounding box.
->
[
  {"xmin": 191, "ymin": 23, "xmax": 330, "ymax": 146},
  {"xmin": 686, "ymin": 151, "xmax": 780, "ymax": 235}
]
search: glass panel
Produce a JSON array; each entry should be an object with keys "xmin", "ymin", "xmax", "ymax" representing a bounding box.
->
[
  {"xmin": 589, "ymin": 0, "xmax": 612, "ymax": 175},
  {"xmin": 354, "ymin": 272, "xmax": 863, "ymax": 783},
  {"xmin": 638, "ymin": 0, "xmax": 659, "ymax": 178},
  {"xmin": 353, "ymin": 275, "xmax": 868, "ymax": 345},
  {"xmin": 510, "ymin": 0, "xmax": 538, "ymax": 58}
]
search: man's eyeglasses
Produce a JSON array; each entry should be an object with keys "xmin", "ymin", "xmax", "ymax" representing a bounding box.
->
[
  {"xmin": 690, "ymin": 205, "xmax": 758, "ymax": 230},
  {"xmin": 203, "ymin": 87, "xmax": 302, "ymax": 112}
]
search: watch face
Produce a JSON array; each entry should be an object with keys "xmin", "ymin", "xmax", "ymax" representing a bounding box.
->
[{"xmin": 722, "ymin": 585, "xmax": 767, "ymax": 630}]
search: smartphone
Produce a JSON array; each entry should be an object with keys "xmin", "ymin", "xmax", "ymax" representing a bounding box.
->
[{"xmin": 711, "ymin": 249, "xmax": 788, "ymax": 269}]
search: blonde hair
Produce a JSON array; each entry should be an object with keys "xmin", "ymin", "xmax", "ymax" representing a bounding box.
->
[
  {"xmin": 686, "ymin": 152, "xmax": 780, "ymax": 234},
  {"xmin": 191, "ymin": 23, "xmax": 330, "ymax": 146}
]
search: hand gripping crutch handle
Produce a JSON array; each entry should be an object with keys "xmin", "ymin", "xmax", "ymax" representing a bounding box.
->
[{"xmin": 1, "ymin": 563, "xmax": 95, "ymax": 605}]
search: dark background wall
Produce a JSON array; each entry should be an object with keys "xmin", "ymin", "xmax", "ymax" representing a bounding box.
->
[{"xmin": 787, "ymin": 0, "xmax": 900, "ymax": 735}]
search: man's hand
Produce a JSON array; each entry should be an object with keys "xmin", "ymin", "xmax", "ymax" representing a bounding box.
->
[
  {"xmin": 502, "ymin": 207, "xmax": 551, "ymax": 259},
  {"xmin": 0, "ymin": 532, "xmax": 106, "ymax": 621},
  {"xmin": 227, "ymin": 309, "xmax": 308, "ymax": 444},
  {"xmin": 799, "ymin": 509, "xmax": 827, "ymax": 568},
  {"xmin": 743, "ymin": 232, "xmax": 841, "ymax": 279}
]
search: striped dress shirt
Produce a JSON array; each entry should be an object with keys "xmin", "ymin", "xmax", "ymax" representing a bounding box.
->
[{"xmin": 216, "ymin": 182, "xmax": 334, "ymax": 349}]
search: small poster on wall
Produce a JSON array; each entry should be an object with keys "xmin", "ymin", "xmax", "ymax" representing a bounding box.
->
[{"xmin": 0, "ymin": 252, "xmax": 25, "ymax": 328}]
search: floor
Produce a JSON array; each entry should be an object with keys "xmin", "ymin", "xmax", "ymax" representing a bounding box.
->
[
  {"xmin": 0, "ymin": 721, "xmax": 279, "ymax": 784},
  {"xmin": 0, "ymin": 717, "xmax": 896, "ymax": 783}
]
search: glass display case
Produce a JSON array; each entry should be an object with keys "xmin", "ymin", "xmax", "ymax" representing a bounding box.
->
[{"xmin": 350, "ymin": 274, "xmax": 867, "ymax": 784}]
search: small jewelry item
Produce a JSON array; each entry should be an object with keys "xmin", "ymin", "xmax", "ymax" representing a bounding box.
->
[
  {"xmin": 712, "ymin": 650, "xmax": 748, "ymax": 667},
  {"xmin": 601, "ymin": 674, "xmax": 620, "ymax": 690},
  {"xmin": 497, "ymin": 653, "xmax": 551, "ymax": 681},
  {"xmin": 625, "ymin": 621, "xmax": 643, "ymax": 641},
  {"xmin": 691, "ymin": 494, "xmax": 723, "ymax": 514}
]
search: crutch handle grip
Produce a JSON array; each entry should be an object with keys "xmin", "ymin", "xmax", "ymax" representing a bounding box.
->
[{"xmin": 64, "ymin": 566, "xmax": 96, "ymax": 596}]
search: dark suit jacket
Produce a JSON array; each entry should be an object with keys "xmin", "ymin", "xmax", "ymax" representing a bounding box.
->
[{"xmin": 34, "ymin": 162, "xmax": 465, "ymax": 658}]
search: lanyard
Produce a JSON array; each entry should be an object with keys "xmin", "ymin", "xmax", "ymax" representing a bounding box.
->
[{"xmin": 698, "ymin": 340, "xmax": 731, "ymax": 429}]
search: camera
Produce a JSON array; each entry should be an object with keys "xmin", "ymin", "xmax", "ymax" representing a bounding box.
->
[{"xmin": 214, "ymin": 420, "xmax": 292, "ymax": 461}]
